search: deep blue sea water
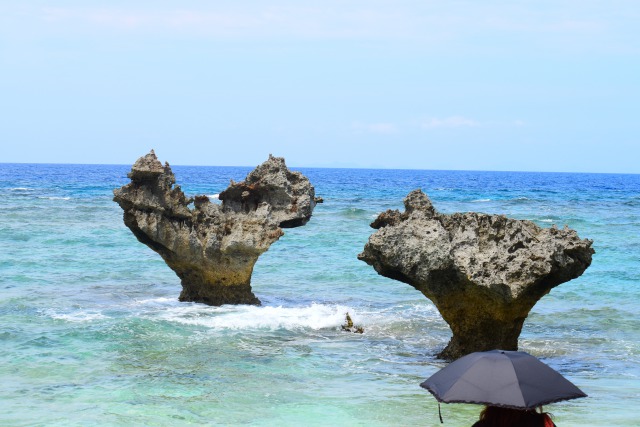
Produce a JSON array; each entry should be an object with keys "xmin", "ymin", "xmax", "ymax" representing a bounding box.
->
[{"xmin": 0, "ymin": 163, "xmax": 639, "ymax": 426}]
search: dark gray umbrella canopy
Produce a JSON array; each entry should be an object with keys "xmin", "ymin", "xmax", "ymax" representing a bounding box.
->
[{"xmin": 420, "ymin": 350, "xmax": 587, "ymax": 409}]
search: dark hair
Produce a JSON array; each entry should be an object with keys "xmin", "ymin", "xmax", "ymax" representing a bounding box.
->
[{"xmin": 478, "ymin": 405, "xmax": 553, "ymax": 427}]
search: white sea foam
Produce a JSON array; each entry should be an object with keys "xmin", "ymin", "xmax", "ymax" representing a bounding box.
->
[
  {"xmin": 208, "ymin": 194, "xmax": 220, "ymax": 199},
  {"xmin": 10, "ymin": 187, "xmax": 33, "ymax": 191},
  {"xmin": 152, "ymin": 303, "xmax": 356, "ymax": 331},
  {"xmin": 134, "ymin": 297, "xmax": 174, "ymax": 305},
  {"xmin": 132, "ymin": 297, "xmax": 439, "ymax": 334},
  {"xmin": 46, "ymin": 309, "xmax": 107, "ymax": 322},
  {"xmin": 37, "ymin": 196, "xmax": 71, "ymax": 201},
  {"xmin": 472, "ymin": 198, "xmax": 491, "ymax": 202}
]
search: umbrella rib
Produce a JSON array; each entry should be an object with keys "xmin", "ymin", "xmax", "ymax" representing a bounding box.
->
[{"xmin": 505, "ymin": 355, "xmax": 526, "ymax": 407}]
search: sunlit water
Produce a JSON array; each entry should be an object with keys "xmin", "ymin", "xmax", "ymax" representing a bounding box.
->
[{"xmin": 1, "ymin": 164, "xmax": 638, "ymax": 426}]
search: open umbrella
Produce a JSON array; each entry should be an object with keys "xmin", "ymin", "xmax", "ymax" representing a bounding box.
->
[{"xmin": 420, "ymin": 350, "xmax": 587, "ymax": 421}]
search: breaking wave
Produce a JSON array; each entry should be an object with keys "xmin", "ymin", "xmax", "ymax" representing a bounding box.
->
[{"xmin": 153, "ymin": 302, "xmax": 355, "ymax": 331}]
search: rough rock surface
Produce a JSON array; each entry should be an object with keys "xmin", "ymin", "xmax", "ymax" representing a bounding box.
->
[
  {"xmin": 113, "ymin": 150, "xmax": 317, "ymax": 306},
  {"xmin": 358, "ymin": 189, "xmax": 594, "ymax": 360},
  {"xmin": 218, "ymin": 155, "xmax": 317, "ymax": 228}
]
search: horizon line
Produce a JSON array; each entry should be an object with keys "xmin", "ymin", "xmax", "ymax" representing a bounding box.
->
[{"xmin": 0, "ymin": 161, "xmax": 638, "ymax": 176}]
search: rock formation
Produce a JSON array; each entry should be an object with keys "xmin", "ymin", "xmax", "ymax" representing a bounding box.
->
[
  {"xmin": 358, "ymin": 190, "xmax": 594, "ymax": 360},
  {"xmin": 113, "ymin": 150, "xmax": 317, "ymax": 306},
  {"xmin": 341, "ymin": 313, "xmax": 364, "ymax": 334}
]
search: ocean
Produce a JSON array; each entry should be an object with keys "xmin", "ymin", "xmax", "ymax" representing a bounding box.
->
[{"xmin": 0, "ymin": 163, "xmax": 638, "ymax": 426}]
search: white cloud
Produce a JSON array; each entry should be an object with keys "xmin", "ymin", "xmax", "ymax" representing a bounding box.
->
[
  {"xmin": 420, "ymin": 116, "xmax": 479, "ymax": 129},
  {"xmin": 38, "ymin": 7, "xmax": 265, "ymax": 33},
  {"xmin": 24, "ymin": 4, "xmax": 434, "ymax": 40},
  {"xmin": 1, "ymin": 2, "xmax": 636, "ymax": 53}
]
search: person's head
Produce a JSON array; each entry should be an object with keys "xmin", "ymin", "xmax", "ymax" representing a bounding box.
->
[{"xmin": 478, "ymin": 405, "xmax": 550, "ymax": 427}]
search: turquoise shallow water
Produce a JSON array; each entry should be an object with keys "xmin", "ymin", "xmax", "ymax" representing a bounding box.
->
[{"xmin": 1, "ymin": 163, "xmax": 639, "ymax": 426}]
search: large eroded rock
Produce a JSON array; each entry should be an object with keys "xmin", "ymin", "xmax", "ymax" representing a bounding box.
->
[
  {"xmin": 358, "ymin": 190, "xmax": 594, "ymax": 360},
  {"xmin": 113, "ymin": 150, "xmax": 317, "ymax": 305}
]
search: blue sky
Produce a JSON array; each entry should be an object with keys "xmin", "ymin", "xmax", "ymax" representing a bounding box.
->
[{"xmin": 1, "ymin": 1, "xmax": 638, "ymax": 173}]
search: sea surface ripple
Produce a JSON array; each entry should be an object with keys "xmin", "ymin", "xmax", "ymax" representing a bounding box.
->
[{"xmin": 0, "ymin": 164, "xmax": 638, "ymax": 426}]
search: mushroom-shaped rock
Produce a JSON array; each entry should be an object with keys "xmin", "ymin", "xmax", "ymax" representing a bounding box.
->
[
  {"xmin": 358, "ymin": 189, "xmax": 594, "ymax": 360},
  {"xmin": 113, "ymin": 151, "xmax": 317, "ymax": 306}
]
